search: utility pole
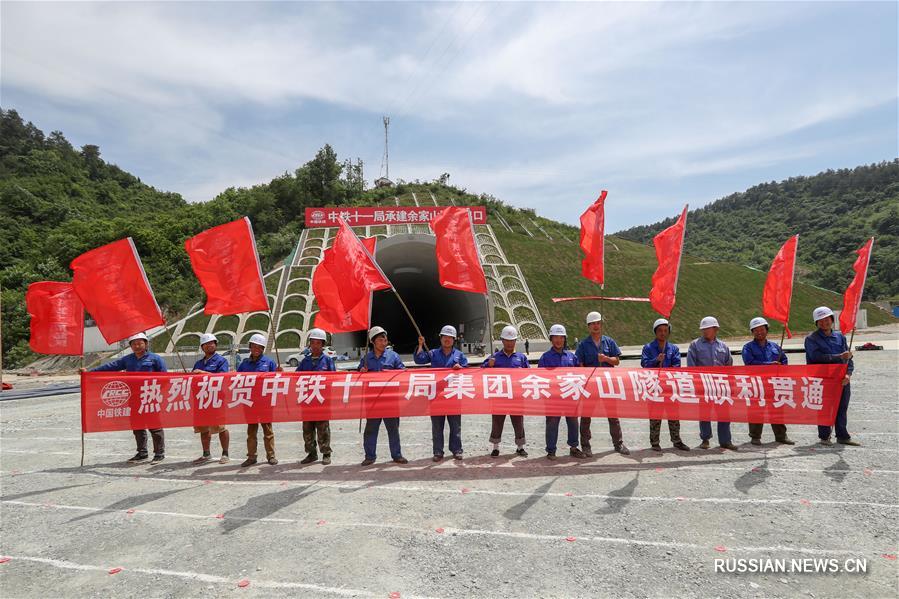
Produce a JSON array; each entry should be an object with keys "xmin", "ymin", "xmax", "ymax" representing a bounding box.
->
[{"xmin": 382, "ymin": 116, "xmax": 390, "ymax": 181}]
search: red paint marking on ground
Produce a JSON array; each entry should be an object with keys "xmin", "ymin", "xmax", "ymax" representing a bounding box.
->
[
  {"xmin": 214, "ymin": 514, "xmax": 224, "ymax": 519},
  {"xmin": 714, "ymin": 546, "xmax": 727, "ymax": 552},
  {"xmin": 0, "ymin": 557, "xmax": 10, "ymax": 564},
  {"xmin": 435, "ymin": 528, "xmax": 445, "ymax": 534},
  {"xmin": 108, "ymin": 567, "xmax": 122, "ymax": 575},
  {"xmin": 565, "ymin": 536, "xmax": 576, "ymax": 542},
  {"xmin": 237, "ymin": 579, "xmax": 250, "ymax": 588}
]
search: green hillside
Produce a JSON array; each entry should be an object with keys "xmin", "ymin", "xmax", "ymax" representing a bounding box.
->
[
  {"xmin": 494, "ymin": 229, "xmax": 893, "ymax": 346},
  {"xmin": 616, "ymin": 161, "xmax": 899, "ymax": 300}
]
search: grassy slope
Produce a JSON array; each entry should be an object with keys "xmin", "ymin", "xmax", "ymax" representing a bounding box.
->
[{"xmin": 494, "ymin": 229, "xmax": 894, "ymax": 346}]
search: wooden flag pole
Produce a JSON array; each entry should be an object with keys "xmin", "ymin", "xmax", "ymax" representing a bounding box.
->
[
  {"xmin": 0, "ymin": 279, "xmax": 4, "ymax": 391},
  {"xmin": 163, "ymin": 322, "xmax": 188, "ymax": 372},
  {"xmin": 266, "ymin": 308, "xmax": 283, "ymax": 366},
  {"xmin": 778, "ymin": 328, "xmax": 787, "ymax": 364},
  {"xmin": 80, "ymin": 353, "xmax": 85, "ymax": 467}
]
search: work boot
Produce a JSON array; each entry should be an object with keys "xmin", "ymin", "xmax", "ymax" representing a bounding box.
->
[
  {"xmin": 300, "ymin": 453, "xmax": 318, "ymax": 465},
  {"xmin": 673, "ymin": 441, "xmax": 691, "ymax": 451},
  {"xmin": 432, "ymin": 454, "xmax": 444, "ymax": 462},
  {"xmin": 321, "ymin": 454, "xmax": 332, "ymax": 465},
  {"xmin": 267, "ymin": 457, "xmax": 279, "ymax": 465},
  {"xmin": 361, "ymin": 458, "xmax": 375, "ymax": 466},
  {"xmin": 719, "ymin": 443, "xmax": 739, "ymax": 451},
  {"xmin": 452, "ymin": 452, "xmax": 463, "ymax": 460},
  {"xmin": 837, "ymin": 438, "xmax": 861, "ymax": 446},
  {"xmin": 819, "ymin": 437, "xmax": 834, "ymax": 446},
  {"xmin": 699, "ymin": 440, "xmax": 710, "ymax": 449},
  {"xmin": 582, "ymin": 445, "xmax": 593, "ymax": 458},
  {"xmin": 614, "ymin": 444, "xmax": 630, "ymax": 456},
  {"xmin": 650, "ymin": 444, "xmax": 663, "ymax": 452},
  {"xmin": 569, "ymin": 447, "xmax": 586, "ymax": 458},
  {"xmin": 546, "ymin": 452, "xmax": 557, "ymax": 461},
  {"xmin": 393, "ymin": 456, "xmax": 409, "ymax": 464},
  {"xmin": 490, "ymin": 449, "xmax": 500, "ymax": 457},
  {"xmin": 127, "ymin": 453, "xmax": 148, "ymax": 463},
  {"xmin": 241, "ymin": 457, "xmax": 257, "ymax": 467},
  {"xmin": 515, "ymin": 448, "xmax": 528, "ymax": 457},
  {"xmin": 776, "ymin": 438, "xmax": 795, "ymax": 445},
  {"xmin": 150, "ymin": 454, "xmax": 165, "ymax": 464},
  {"xmin": 750, "ymin": 438, "xmax": 762, "ymax": 446}
]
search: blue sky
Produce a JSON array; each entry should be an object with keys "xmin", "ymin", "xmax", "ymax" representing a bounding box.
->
[{"xmin": 2, "ymin": 1, "xmax": 896, "ymax": 231}]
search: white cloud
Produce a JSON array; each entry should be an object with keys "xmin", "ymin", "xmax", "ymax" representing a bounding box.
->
[{"xmin": 2, "ymin": 0, "xmax": 895, "ymax": 227}]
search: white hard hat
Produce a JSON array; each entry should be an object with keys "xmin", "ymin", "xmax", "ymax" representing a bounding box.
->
[
  {"xmin": 749, "ymin": 317, "xmax": 769, "ymax": 332},
  {"xmin": 652, "ymin": 318, "xmax": 670, "ymax": 332},
  {"xmin": 127, "ymin": 332, "xmax": 149, "ymax": 343},
  {"xmin": 199, "ymin": 333, "xmax": 218, "ymax": 346},
  {"xmin": 813, "ymin": 306, "xmax": 834, "ymax": 322},
  {"xmin": 500, "ymin": 325, "xmax": 519, "ymax": 340},
  {"xmin": 439, "ymin": 325, "xmax": 457, "ymax": 338},
  {"xmin": 586, "ymin": 311, "xmax": 602, "ymax": 324},
  {"xmin": 368, "ymin": 326, "xmax": 387, "ymax": 341},
  {"xmin": 307, "ymin": 328, "xmax": 327, "ymax": 342},
  {"xmin": 549, "ymin": 324, "xmax": 567, "ymax": 337},
  {"xmin": 248, "ymin": 333, "xmax": 268, "ymax": 347},
  {"xmin": 699, "ymin": 316, "xmax": 720, "ymax": 330}
]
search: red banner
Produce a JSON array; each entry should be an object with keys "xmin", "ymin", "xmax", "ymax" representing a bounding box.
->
[
  {"xmin": 184, "ymin": 217, "xmax": 270, "ymax": 315},
  {"xmin": 839, "ymin": 237, "xmax": 874, "ymax": 335},
  {"xmin": 304, "ymin": 206, "xmax": 487, "ymax": 228},
  {"xmin": 430, "ymin": 207, "xmax": 488, "ymax": 294},
  {"xmin": 579, "ymin": 190, "xmax": 607, "ymax": 286},
  {"xmin": 81, "ymin": 365, "xmax": 845, "ymax": 433},
  {"xmin": 26, "ymin": 282, "xmax": 84, "ymax": 355},
  {"xmin": 70, "ymin": 238, "xmax": 164, "ymax": 343}
]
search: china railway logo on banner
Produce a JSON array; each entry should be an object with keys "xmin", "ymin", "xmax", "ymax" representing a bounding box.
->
[
  {"xmin": 100, "ymin": 380, "xmax": 131, "ymax": 407},
  {"xmin": 304, "ymin": 206, "xmax": 487, "ymax": 228}
]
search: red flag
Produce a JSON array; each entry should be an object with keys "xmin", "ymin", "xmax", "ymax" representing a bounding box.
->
[
  {"xmin": 70, "ymin": 238, "xmax": 164, "ymax": 343},
  {"xmin": 313, "ymin": 237, "xmax": 378, "ymax": 332},
  {"xmin": 26, "ymin": 282, "xmax": 84, "ymax": 355},
  {"xmin": 762, "ymin": 235, "xmax": 799, "ymax": 338},
  {"xmin": 648, "ymin": 205, "xmax": 688, "ymax": 318},
  {"xmin": 430, "ymin": 207, "xmax": 488, "ymax": 294},
  {"xmin": 184, "ymin": 217, "xmax": 270, "ymax": 315},
  {"xmin": 839, "ymin": 237, "xmax": 875, "ymax": 334},
  {"xmin": 312, "ymin": 220, "xmax": 390, "ymax": 332},
  {"xmin": 579, "ymin": 190, "xmax": 607, "ymax": 286}
]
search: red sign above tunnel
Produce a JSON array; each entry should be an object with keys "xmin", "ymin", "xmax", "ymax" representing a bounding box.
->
[{"xmin": 305, "ymin": 206, "xmax": 487, "ymax": 228}]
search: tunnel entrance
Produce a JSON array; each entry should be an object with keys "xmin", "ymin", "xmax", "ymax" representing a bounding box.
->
[{"xmin": 332, "ymin": 234, "xmax": 491, "ymax": 356}]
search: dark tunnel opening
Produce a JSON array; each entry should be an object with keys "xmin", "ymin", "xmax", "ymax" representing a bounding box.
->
[{"xmin": 332, "ymin": 234, "xmax": 491, "ymax": 356}]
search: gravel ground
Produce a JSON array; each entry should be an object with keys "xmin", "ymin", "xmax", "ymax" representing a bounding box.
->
[{"xmin": 1, "ymin": 351, "xmax": 897, "ymax": 598}]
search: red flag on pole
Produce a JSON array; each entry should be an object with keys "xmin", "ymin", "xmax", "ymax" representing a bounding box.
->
[
  {"xmin": 579, "ymin": 190, "xmax": 607, "ymax": 286},
  {"xmin": 429, "ymin": 207, "xmax": 488, "ymax": 294},
  {"xmin": 762, "ymin": 234, "xmax": 799, "ymax": 338},
  {"xmin": 312, "ymin": 220, "xmax": 390, "ymax": 332},
  {"xmin": 313, "ymin": 237, "xmax": 379, "ymax": 332},
  {"xmin": 184, "ymin": 217, "xmax": 270, "ymax": 315},
  {"xmin": 26, "ymin": 282, "xmax": 84, "ymax": 355},
  {"xmin": 648, "ymin": 205, "xmax": 688, "ymax": 318},
  {"xmin": 70, "ymin": 238, "xmax": 164, "ymax": 343},
  {"xmin": 839, "ymin": 237, "xmax": 875, "ymax": 335}
]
